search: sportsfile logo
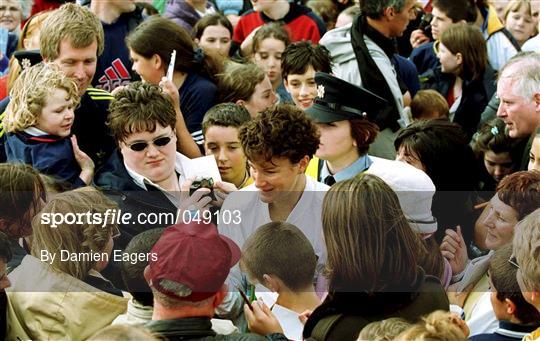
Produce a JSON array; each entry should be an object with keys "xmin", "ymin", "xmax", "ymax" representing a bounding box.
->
[{"xmin": 96, "ymin": 58, "xmax": 132, "ymax": 91}]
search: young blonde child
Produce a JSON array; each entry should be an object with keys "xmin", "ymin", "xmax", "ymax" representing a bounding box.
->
[
  {"xmin": 503, "ymin": 0, "xmax": 537, "ymax": 47},
  {"xmin": 3, "ymin": 63, "xmax": 94, "ymax": 187},
  {"xmin": 394, "ymin": 310, "xmax": 469, "ymax": 341},
  {"xmin": 357, "ymin": 318, "xmax": 411, "ymax": 341}
]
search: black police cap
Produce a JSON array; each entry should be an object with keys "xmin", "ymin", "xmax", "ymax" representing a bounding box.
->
[{"xmin": 305, "ymin": 72, "xmax": 388, "ymax": 123}]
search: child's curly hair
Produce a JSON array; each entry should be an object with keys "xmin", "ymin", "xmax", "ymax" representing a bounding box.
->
[
  {"xmin": 239, "ymin": 104, "xmax": 319, "ymax": 164},
  {"xmin": 4, "ymin": 63, "xmax": 80, "ymax": 133},
  {"xmin": 394, "ymin": 310, "xmax": 468, "ymax": 341}
]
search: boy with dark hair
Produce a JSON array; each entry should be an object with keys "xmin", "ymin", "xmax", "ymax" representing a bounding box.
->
[
  {"xmin": 470, "ymin": 244, "xmax": 540, "ymax": 340},
  {"xmin": 409, "ymin": 0, "xmax": 477, "ymax": 75},
  {"xmin": 241, "ymin": 222, "xmax": 321, "ymax": 340},
  {"xmin": 281, "ymin": 41, "xmax": 333, "ymax": 110},
  {"xmin": 202, "ymin": 103, "xmax": 253, "ymax": 189},
  {"xmin": 0, "ymin": 231, "xmax": 12, "ymax": 340}
]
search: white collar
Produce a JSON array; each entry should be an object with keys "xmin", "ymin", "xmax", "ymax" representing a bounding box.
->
[
  {"xmin": 24, "ymin": 126, "xmax": 49, "ymax": 136},
  {"xmin": 124, "ymin": 152, "xmax": 186, "ymax": 192}
]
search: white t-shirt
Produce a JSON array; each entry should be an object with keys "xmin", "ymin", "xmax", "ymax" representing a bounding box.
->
[{"xmin": 216, "ymin": 176, "xmax": 328, "ymax": 321}]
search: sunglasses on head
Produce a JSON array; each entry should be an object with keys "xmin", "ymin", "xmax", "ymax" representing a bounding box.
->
[
  {"xmin": 508, "ymin": 253, "xmax": 520, "ymax": 269},
  {"xmin": 126, "ymin": 134, "xmax": 173, "ymax": 152}
]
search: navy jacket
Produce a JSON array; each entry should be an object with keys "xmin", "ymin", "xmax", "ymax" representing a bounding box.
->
[
  {"xmin": 5, "ymin": 132, "xmax": 85, "ymax": 187},
  {"xmin": 470, "ymin": 321, "xmax": 540, "ymax": 340},
  {"xmin": 0, "ymin": 88, "xmax": 115, "ymax": 167}
]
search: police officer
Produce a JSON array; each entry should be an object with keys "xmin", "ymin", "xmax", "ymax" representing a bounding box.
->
[{"xmin": 305, "ymin": 72, "xmax": 388, "ymax": 185}]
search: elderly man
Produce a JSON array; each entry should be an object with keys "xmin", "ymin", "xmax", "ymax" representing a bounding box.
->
[
  {"xmin": 496, "ymin": 52, "xmax": 540, "ymax": 169},
  {"xmin": 320, "ymin": 0, "xmax": 417, "ymax": 159}
]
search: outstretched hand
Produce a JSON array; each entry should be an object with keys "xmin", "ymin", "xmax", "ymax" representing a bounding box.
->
[
  {"xmin": 440, "ymin": 226, "xmax": 469, "ymax": 275},
  {"xmin": 71, "ymin": 135, "xmax": 94, "ymax": 185}
]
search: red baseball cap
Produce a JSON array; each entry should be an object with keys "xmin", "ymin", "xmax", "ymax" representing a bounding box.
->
[{"xmin": 146, "ymin": 221, "xmax": 240, "ymax": 302}]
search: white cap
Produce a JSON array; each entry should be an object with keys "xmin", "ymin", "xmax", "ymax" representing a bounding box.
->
[{"xmin": 367, "ymin": 157, "xmax": 438, "ymax": 234}]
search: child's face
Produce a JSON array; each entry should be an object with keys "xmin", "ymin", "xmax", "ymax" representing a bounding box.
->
[
  {"xmin": 243, "ymin": 76, "xmax": 277, "ymax": 117},
  {"xmin": 483, "ymin": 150, "xmax": 513, "ymax": 183},
  {"xmin": 284, "ymin": 65, "xmax": 317, "ymax": 110},
  {"xmin": 251, "ymin": 0, "xmax": 275, "ymax": 13},
  {"xmin": 197, "ymin": 24, "xmax": 232, "ymax": 59},
  {"xmin": 528, "ymin": 135, "xmax": 540, "ymax": 172},
  {"xmin": 253, "ymin": 37, "xmax": 286, "ymax": 86},
  {"xmin": 129, "ymin": 49, "xmax": 163, "ymax": 85},
  {"xmin": 204, "ymin": 126, "xmax": 248, "ymax": 187},
  {"xmin": 505, "ymin": 6, "xmax": 536, "ymax": 45},
  {"xmin": 437, "ymin": 43, "xmax": 461, "ymax": 75},
  {"xmin": 36, "ymin": 88, "xmax": 75, "ymax": 137},
  {"xmin": 489, "ymin": 276, "xmax": 512, "ymax": 321},
  {"xmin": 431, "ymin": 7, "xmax": 454, "ymax": 40}
]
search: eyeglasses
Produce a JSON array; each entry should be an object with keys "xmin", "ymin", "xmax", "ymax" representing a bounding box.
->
[
  {"xmin": 126, "ymin": 134, "xmax": 173, "ymax": 152},
  {"xmin": 508, "ymin": 253, "xmax": 520, "ymax": 269}
]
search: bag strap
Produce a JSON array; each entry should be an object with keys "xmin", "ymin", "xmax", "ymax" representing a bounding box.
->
[{"xmin": 305, "ymin": 314, "xmax": 344, "ymax": 341}]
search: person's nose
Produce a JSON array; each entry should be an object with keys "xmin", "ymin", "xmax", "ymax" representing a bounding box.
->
[
  {"xmin": 72, "ymin": 63, "xmax": 86, "ymax": 80},
  {"xmin": 483, "ymin": 207, "xmax": 496, "ymax": 228},
  {"xmin": 145, "ymin": 142, "xmax": 160, "ymax": 157},
  {"xmin": 65, "ymin": 108, "xmax": 75, "ymax": 121},
  {"xmin": 271, "ymin": 91, "xmax": 278, "ymax": 104},
  {"xmin": 496, "ymin": 101, "xmax": 506, "ymax": 118},
  {"xmin": 218, "ymin": 148, "xmax": 228, "ymax": 162},
  {"xmin": 299, "ymin": 84, "xmax": 310, "ymax": 97}
]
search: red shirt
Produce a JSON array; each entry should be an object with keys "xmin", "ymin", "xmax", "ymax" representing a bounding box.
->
[{"xmin": 233, "ymin": 3, "xmax": 326, "ymax": 45}]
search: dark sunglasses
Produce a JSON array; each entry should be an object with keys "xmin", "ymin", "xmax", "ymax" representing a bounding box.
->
[
  {"xmin": 127, "ymin": 135, "xmax": 173, "ymax": 152},
  {"xmin": 508, "ymin": 253, "xmax": 520, "ymax": 269}
]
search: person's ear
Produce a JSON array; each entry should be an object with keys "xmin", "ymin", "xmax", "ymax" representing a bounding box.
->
[
  {"xmin": 194, "ymin": 38, "xmax": 200, "ymax": 45},
  {"xmin": 504, "ymin": 298, "xmax": 517, "ymax": 316},
  {"xmin": 530, "ymin": 290, "xmax": 540, "ymax": 305},
  {"xmin": 455, "ymin": 52, "xmax": 463, "ymax": 66},
  {"xmin": 383, "ymin": 6, "xmax": 396, "ymax": 20},
  {"xmin": 236, "ymin": 99, "xmax": 245, "ymax": 107},
  {"xmin": 295, "ymin": 155, "xmax": 310, "ymax": 174},
  {"xmin": 533, "ymin": 92, "xmax": 540, "ymax": 112},
  {"xmin": 263, "ymin": 274, "xmax": 280, "ymax": 292},
  {"xmin": 152, "ymin": 53, "xmax": 163, "ymax": 71},
  {"xmin": 143, "ymin": 265, "xmax": 151, "ymax": 283},
  {"xmin": 213, "ymin": 284, "xmax": 228, "ymax": 307}
]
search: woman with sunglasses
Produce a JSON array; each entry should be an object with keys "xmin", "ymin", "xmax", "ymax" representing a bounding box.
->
[
  {"xmin": 6, "ymin": 187, "xmax": 129, "ymax": 340},
  {"xmin": 95, "ymin": 82, "xmax": 215, "ymax": 248},
  {"xmin": 440, "ymin": 170, "xmax": 540, "ymax": 336}
]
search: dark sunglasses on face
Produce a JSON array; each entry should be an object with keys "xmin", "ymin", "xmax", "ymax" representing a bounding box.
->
[{"xmin": 126, "ymin": 135, "xmax": 173, "ymax": 152}]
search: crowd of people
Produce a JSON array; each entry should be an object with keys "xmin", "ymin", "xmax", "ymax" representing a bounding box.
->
[{"xmin": 0, "ymin": 0, "xmax": 539, "ymax": 340}]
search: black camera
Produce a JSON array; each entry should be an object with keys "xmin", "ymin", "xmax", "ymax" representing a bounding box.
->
[{"xmin": 189, "ymin": 178, "xmax": 216, "ymax": 200}]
